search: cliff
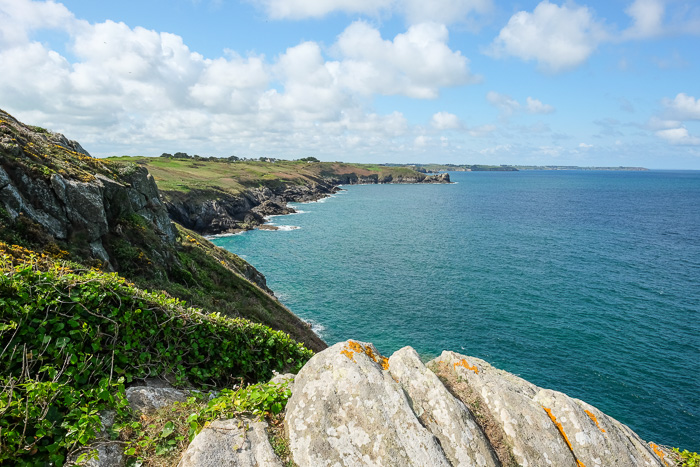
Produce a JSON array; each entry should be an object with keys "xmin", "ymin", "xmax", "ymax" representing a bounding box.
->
[
  {"xmin": 0, "ymin": 108, "xmax": 325, "ymax": 351},
  {"xmin": 0, "ymin": 110, "xmax": 686, "ymax": 466},
  {"xmin": 110, "ymin": 156, "xmax": 450, "ymax": 236}
]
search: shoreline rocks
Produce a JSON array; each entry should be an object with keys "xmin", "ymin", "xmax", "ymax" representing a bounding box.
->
[{"xmin": 163, "ymin": 172, "xmax": 451, "ymax": 237}]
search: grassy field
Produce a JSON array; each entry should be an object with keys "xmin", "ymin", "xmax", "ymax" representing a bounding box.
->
[{"xmin": 107, "ymin": 157, "xmax": 426, "ymax": 194}]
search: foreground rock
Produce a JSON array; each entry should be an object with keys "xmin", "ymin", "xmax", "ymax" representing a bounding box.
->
[
  {"xmin": 284, "ymin": 340, "xmax": 667, "ymax": 467},
  {"xmin": 286, "ymin": 341, "xmax": 451, "ymax": 466},
  {"xmin": 178, "ymin": 417, "xmax": 281, "ymax": 467},
  {"xmin": 388, "ymin": 347, "xmax": 499, "ymax": 466}
]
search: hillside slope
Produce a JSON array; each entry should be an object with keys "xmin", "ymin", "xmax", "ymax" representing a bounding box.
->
[{"xmin": 0, "ymin": 109, "xmax": 325, "ymax": 351}]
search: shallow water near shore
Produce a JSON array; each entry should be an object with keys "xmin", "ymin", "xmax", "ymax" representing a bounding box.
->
[{"xmin": 212, "ymin": 170, "xmax": 700, "ymax": 450}]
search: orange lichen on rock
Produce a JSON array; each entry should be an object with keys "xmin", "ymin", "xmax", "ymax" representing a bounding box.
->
[
  {"xmin": 542, "ymin": 406, "xmax": 586, "ymax": 467},
  {"xmin": 584, "ymin": 409, "xmax": 606, "ymax": 433},
  {"xmin": 340, "ymin": 341, "xmax": 390, "ymax": 370},
  {"xmin": 454, "ymin": 359, "xmax": 479, "ymax": 374},
  {"xmin": 649, "ymin": 443, "xmax": 668, "ymax": 466}
]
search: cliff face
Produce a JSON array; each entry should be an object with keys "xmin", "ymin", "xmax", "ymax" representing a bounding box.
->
[
  {"xmin": 177, "ymin": 340, "xmax": 671, "ymax": 467},
  {"xmin": 0, "ymin": 109, "xmax": 326, "ymax": 352},
  {"xmin": 0, "ymin": 110, "xmax": 175, "ymax": 269},
  {"xmin": 163, "ymin": 171, "xmax": 451, "ymax": 236}
]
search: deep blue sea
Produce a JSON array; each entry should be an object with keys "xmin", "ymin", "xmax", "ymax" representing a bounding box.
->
[{"xmin": 212, "ymin": 170, "xmax": 700, "ymax": 451}]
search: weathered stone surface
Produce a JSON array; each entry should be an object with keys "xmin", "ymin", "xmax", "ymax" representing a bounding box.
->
[
  {"xmin": 125, "ymin": 386, "xmax": 189, "ymax": 414},
  {"xmin": 432, "ymin": 351, "xmax": 665, "ymax": 467},
  {"xmin": 69, "ymin": 411, "xmax": 125, "ymax": 467},
  {"xmin": 388, "ymin": 347, "xmax": 499, "ymax": 467},
  {"xmin": 178, "ymin": 417, "xmax": 282, "ymax": 467},
  {"xmin": 432, "ymin": 351, "xmax": 576, "ymax": 467},
  {"xmin": 269, "ymin": 372, "xmax": 295, "ymax": 389},
  {"xmin": 286, "ymin": 340, "xmax": 450, "ymax": 467}
]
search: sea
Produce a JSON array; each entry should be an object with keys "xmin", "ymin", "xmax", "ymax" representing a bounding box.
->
[{"xmin": 211, "ymin": 170, "xmax": 700, "ymax": 451}]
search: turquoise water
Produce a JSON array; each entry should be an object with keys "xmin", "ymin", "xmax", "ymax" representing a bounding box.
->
[{"xmin": 212, "ymin": 170, "xmax": 700, "ymax": 450}]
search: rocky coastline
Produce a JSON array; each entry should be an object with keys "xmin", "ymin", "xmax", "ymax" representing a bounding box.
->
[{"xmin": 163, "ymin": 172, "xmax": 450, "ymax": 236}]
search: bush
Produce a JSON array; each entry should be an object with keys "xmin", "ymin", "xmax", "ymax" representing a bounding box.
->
[{"xmin": 0, "ymin": 244, "xmax": 313, "ymax": 464}]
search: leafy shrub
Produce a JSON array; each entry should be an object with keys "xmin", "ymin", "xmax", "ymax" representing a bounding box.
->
[
  {"xmin": 0, "ymin": 244, "xmax": 312, "ymax": 464},
  {"xmin": 674, "ymin": 448, "xmax": 700, "ymax": 467},
  {"xmin": 121, "ymin": 380, "xmax": 292, "ymax": 464}
]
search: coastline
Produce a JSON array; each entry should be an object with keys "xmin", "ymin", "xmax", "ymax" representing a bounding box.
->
[{"xmin": 170, "ymin": 172, "xmax": 451, "ymax": 237}]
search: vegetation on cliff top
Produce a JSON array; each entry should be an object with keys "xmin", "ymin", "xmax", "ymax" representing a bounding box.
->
[
  {"xmin": 108, "ymin": 155, "xmax": 432, "ymax": 196},
  {"xmin": 0, "ymin": 242, "xmax": 311, "ymax": 465}
]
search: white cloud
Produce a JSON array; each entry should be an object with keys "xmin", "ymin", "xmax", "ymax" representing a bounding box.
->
[
  {"xmin": 431, "ymin": 112, "xmax": 462, "ymax": 130},
  {"xmin": 414, "ymin": 135, "xmax": 429, "ymax": 147},
  {"xmin": 623, "ymin": 0, "xmax": 665, "ymax": 38},
  {"xmin": 334, "ymin": 21, "xmax": 476, "ymax": 99},
  {"xmin": 656, "ymin": 127, "xmax": 700, "ymax": 146},
  {"xmin": 0, "ymin": 2, "xmax": 481, "ymax": 159},
  {"xmin": 650, "ymin": 94, "xmax": 700, "ymax": 146},
  {"xmin": 578, "ymin": 142, "xmax": 593, "ymax": 149},
  {"xmin": 663, "ymin": 93, "xmax": 700, "ymax": 120},
  {"xmin": 488, "ymin": 1, "xmax": 606, "ymax": 73},
  {"xmin": 487, "ymin": 91, "xmax": 554, "ymax": 116},
  {"xmin": 0, "ymin": 0, "xmax": 80, "ymax": 47},
  {"xmin": 487, "ymin": 91, "xmax": 520, "ymax": 115},
  {"xmin": 248, "ymin": 0, "xmax": 493, "ymax": 25},
  {"xmin": 525, "ymin": 97, "xmax": 555, "ymax": 114}
]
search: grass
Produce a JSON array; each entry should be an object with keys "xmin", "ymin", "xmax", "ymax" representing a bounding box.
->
[{"xmin": 106, "ymin": 156, "xmax": 431, "ymax": 196}]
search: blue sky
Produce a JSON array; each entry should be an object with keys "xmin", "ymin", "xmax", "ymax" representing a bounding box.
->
[{"xmin": 1, "ymin": 0, "xmax": 699, "ymax": 168}]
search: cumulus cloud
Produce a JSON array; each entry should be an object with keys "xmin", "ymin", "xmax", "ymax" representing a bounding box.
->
[
  {"xmin": 333, "ymin": 21, "xmax": 476, "ymax": 98},
  {"xmin": 248, "ymin": 0, "xmax": 493, "ymax": 25},
  {"xmin": 578, "ymin": 142, "xmax": 593, "ymax": 149},
  {"xmin": 0, "ymin": 2, "xmax": 482, "ymax": 158},
  {"xmin": 431, "ymin": 112, "xmax": 462, "ymax": 130},
  {"xmin": 662, "ymin": 93, "xmax": 700, "ymax": 120},
  {"xmin": 525, "ymin": 97, "xmax": 554, "ymax": 114},
  {"xmin": 656, "ymin": 127, "xmax": 700, "ymax": 145},
  {"xmin": 623, "ymin": 0, "xmax": 665, "ymax": 38},
  {"xmin": 0, "ymin": 0, "xmax": 80, "ymax": 47},
  {"xmin": 647, "ymin": 93, "xmax": 700, "ymax": 146},
  {"xmin": 487, "ymin": 1, "xmax": 606, "ymax": 73},
  {"xmin": 489, "ymin": 0, "xmax": 700, "ymax": 73},
  {"xmin": 486, "ymin": 91, "xmax": 555, "ymax": 116}
]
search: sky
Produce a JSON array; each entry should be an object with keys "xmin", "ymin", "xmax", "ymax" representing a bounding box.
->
[{"xmin": 0, "ymin": 0, "xmax": 699, "ymax": 168}]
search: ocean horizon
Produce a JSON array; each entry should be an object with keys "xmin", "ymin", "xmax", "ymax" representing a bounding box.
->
[{"xmin": 213, "ymin": 169, "xmax": 700, "ymax": 451}]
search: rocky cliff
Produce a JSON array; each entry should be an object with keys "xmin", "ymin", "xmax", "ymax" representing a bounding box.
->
[
  {"xmin": 163, "ymin": 170, "xmax": 451, "ymax": 236},
  {"xmin": 0, "ymin": 109, "xmax": 326, "ymax": 352},
  {"xmin": 174, "ymin": 340, "xmax": 673, "ymax": 467}
]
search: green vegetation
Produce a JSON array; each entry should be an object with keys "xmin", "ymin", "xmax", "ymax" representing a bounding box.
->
[
  {"xmin": 0, "ymin": 242, "xmax": 311, "ymax": 465},
  {"xmin": 107, "ymin": 156, "xmax": 432, "ymax": 195},
  {"xmin": 673, "ymin": 448, "xmax": 700, "ymax": 467},
  {"xmin": 121, "ymin": 381, "xmax": 292, "ymax": 466}
]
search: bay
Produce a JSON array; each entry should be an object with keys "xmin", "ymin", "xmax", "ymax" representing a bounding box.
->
[{"xmin": 212, "ymin": 170, "xmax": 700, "ymax": 450}]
